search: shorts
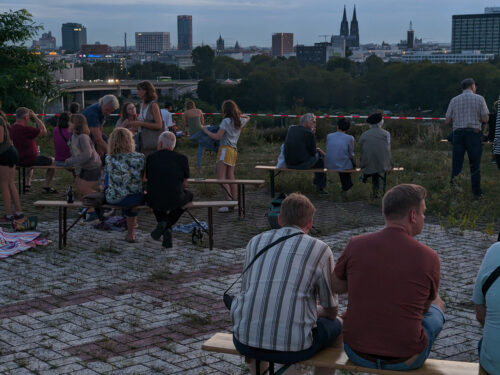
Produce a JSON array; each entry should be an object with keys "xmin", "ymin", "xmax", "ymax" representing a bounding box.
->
[
  {"xmin": 0, "ymin": 146, "xmax": 19, "ymax": 168},
  {"xmin": 217, "ymin": 145, "xmax": 237, "ymax": 167},
  {"xmin": 33, "ymin": 155, "xmax": 53, "ymax": 166},
  {"xmin": 79, "ymin": 167, "xmax": 101, "ymax": 182}
]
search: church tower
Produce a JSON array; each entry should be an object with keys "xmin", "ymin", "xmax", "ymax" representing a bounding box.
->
[
  {"xmin": 349, "ymin": 5, "xmax": 359, "ymax": 47},
  {"xmin": 340, "ymin": 5, "xmax": 349, "ymax": 37}
]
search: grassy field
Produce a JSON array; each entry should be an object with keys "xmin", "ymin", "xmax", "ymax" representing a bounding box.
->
[{"xmin": 31, "ymin": 116, "xmax": 499, "ymax": 234}]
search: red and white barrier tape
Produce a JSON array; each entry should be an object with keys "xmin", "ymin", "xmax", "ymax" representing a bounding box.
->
[{"xmin": 3, "ymin": 112, "xmax": 447, "ymax": 121}]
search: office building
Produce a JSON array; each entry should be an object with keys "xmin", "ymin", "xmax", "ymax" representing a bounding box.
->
[
  {"xmin": 452, "ymin": 11, "xmax": 500, "ymax": 55},
  {"xmin": 399, "ymin": 50, "xmax": 494, "ymax": 64},
  {"xmin": 135, "ymin": 32, "xmax": 170, "ymax": 52},
  {"xmin": 61, "ymin": 23, "xmax": 87, "ymax": 53},
  {"xmin": 407, "ymin": 22, "xmax": 415, "ymax": 49},
  {"xmin": 32, "ymin": 31, "xmax": 56, "ymax": 52},
  {"xmin": 296, "ymin": 42, "xmax": 341, "ymax": 65},
  {"xmin": 272, "ymin": 33, "xmax": 294, "ymax": 57},
  {"xmin": 177, "ymin": 15, "xmax": 193, "ymax": 50}
]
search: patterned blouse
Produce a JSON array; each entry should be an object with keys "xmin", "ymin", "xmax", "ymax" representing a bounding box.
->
[{"xmin": 104, "ymin": 152, "xmax": 145, "ymax": 204}]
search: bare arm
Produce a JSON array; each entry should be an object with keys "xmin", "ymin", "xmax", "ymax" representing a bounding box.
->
[
  {"xmin": 29, "ymin": 110, "xmax": 47, "ymax": 136},
  {"xmin": 0, "ymin": 126, "xmax": 4, "ymax": 143},
  {"xmin": 138, "ymin": 103, "xmax": 163, "ymax": 130},
  {"xmin": 317, "ymin": 305, "xmax": 338, "ymax": 320},
  {"xmin": 445, "ymin": 117, "xmax": 452, "ymax": 125},
  {"xmin": 332, "ymin": 273, "xmax": 348, "ymax": 294},
  {"xmin": 200, "ymin": 110, "xmax": 205, "ymax": 126},
  {"xmin": 183, "ymin": 178, "xmax": 188, "ymax": 189},
  {"xmin": 90, "ymin": 127, "xmax": 107, "ymax": 157},
  {"xmin": 481, "ymin": 114, "xmax": 489, "ymax": 124},
  {"xmin": 203, "ymin": 126, "xmax": 225, "ymax": 140},
  {"xmin": 476, "ymin": 304, "xmax": 486, "ymax": 327}
]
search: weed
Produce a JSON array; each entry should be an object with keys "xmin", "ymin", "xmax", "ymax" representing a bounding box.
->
[
  {"xmin": 94, "ymin": 241, "xmax": 120, "ymax": 255},
  {"xmin": 181, "ymin": 312, "xmax": 212, "ymax": 326},
  {"xmin": 150, "ymin": 268, "xmax": 172, "ymax": 280}
]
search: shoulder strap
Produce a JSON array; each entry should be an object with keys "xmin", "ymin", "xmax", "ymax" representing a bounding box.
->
[
  {"xmin": 224, "ymin": 231, "xmax": 303, "ymax": 295},
  {"xmin": 482, "ymin": 265, "xmax": 500, "ymax": 298}
]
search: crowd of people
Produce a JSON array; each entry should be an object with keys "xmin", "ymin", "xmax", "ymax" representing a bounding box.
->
[{"xmin": 0, "ymin": 77, "xmax": 498, "ymax": 373}]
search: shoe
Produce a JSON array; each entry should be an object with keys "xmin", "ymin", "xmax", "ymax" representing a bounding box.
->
[
  {"xmin": 162, "ymin": 228, "xmax": 173, "ymax": 248},
  {"xmin": 0, "ymin": 215, "xmax": 14, "ymax": 223},
  {"xmin": 102, "ymin": 208, "xmax": 115, "ymax": 218},
  {"xmin": 42, "ymin": 187, "xmax": 58, "ymax": 194},
  {"xmin": 474, "ymin": 193, "xmax": 483, "ymax": 200},
  {"xmin": 13, "ymin": 213, "xmax": 24, "ymax": 220},
  {"xmin": 218, "ymin": 207, "xmax": 230, "ymax": 213},
  {"xmin": 151, "ymin": 221, "xmax": 167, "ymax": 241},
  {"xmin": 84, "ymin": 211, "xmax": 99, "ymax": 223},
  {"xmin": 24, "ymin": 185, "xmax": 31, "ymax": 192},
  {"xmin": 316, "ymin": 189, "xmax": 329, "ymax": 195},
  {"xmin": 125, "ymin": 235, "xmax": 136, "ymax": 243},
  {"xmin": 78, "ymin": 207, "xmax": 88, "ymax": 215}
]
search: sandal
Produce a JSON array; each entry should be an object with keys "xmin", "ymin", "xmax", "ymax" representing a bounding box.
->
[
  {"xmin": 24, "ymin": 185, "xmax": 31, "ymax": 192},
  {"xmin": 42, "ymin": 187, "xmax": 58, "ymax": 194},
  {"xmin": 125, "ymin": 235, "xmax": 136, "ymax": 243}
]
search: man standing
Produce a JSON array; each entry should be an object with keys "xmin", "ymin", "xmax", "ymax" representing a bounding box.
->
[
  {"xmin": 82, "ymin": 94, "xmax": 119, "ymax": 157},
  {"xmin": 231, "ymin": 193, "xmax": 341, "ymax": 374},
  {"xmin": 160, "ymin": 102, "xmax": 176, "ymax": 132},
  {"xmin": 284, "ymin": 113, "xmax": 327, "ymax": 193},
  {"xmin": 445, "ymin": 78, "xmax": 489, "ymax": 198},
  {"xmin": 146, "ymin": 131, "xmax": 193, "ymax": 248},
  {"xmin": 334, "ymin": 184, "xmax": 444, "ymax": 371},
  {"xmin": 9, "ymin": 107, "xmax": 56, "ymax": 193}
]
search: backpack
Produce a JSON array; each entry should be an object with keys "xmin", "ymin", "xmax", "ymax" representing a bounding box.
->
[{"xmin": 267, "ymin": 193, "xmax": 287, "ymax": 229}]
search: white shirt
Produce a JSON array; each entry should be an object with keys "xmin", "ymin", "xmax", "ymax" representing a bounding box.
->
[{"xmin": 160, "ymin": 108, "xmax": 173, "ymax": 129}]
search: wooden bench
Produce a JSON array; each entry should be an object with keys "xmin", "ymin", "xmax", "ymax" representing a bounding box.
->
[
  {"xmin": 17, "ymin": 165, "xmax": 75, "ymax": 194},
  {"xmin": 33, "ymin": 200, "xmax": 237, "ymax": 250},
  {"xmin": 187, "ymin": 178, "xmax": 265, "ymax": 218},
  {"xmin": 202, "ymin": 332, "xmax": 483, "ymax": 375},
  {"xmin": 255, "ymin": 165, "xmax": 404, "ymax": 197}
]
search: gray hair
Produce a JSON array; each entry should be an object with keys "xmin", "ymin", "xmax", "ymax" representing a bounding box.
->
[
  {"xmin": 158, "ymin": 131, "xmax": 176, "ymax": 150},
  {"xmin": 299, "ymin": 113, "xmax": 316, "ymax": 127},
  {"xmin": 99, "ymin": 95, "xmax": 119, "ymax": 110}
]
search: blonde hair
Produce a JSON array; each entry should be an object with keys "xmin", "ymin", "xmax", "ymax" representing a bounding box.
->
[
  {"xmin": 70, "ymin": 114, "xmax": 90, "ymax": 136},
  {"xmin": 108, "ymin": 127, "xmax": 135, "ymax": 155},
  {"xmin": 280, "ymin": 193, "xmax": 316, "ymax": 228}
]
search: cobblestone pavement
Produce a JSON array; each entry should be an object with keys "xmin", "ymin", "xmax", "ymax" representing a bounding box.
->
[{"xmin": 0, "ymin": 190, "xmax": 492, "ymax": 374}]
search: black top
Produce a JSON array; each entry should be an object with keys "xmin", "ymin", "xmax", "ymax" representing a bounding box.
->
[
  {"xmin": 284, "ymin": 125, "xmax": 317, "ymax": 167},
  {"xmin": 146, "ymin": 149, "xmax": 190, "ymax": 211}
]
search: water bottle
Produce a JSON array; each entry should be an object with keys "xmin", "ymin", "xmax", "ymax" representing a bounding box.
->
[
  {"xmin": 66, "ymin": 186, "xmax": 74, "ymax": 203},
  {"xmin": 37, "ymin": 145, "xmax": 41, "ymax": 155}
]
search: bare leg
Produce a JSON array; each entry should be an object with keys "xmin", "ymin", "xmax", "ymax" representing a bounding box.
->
[
  {"xmin": 216, "ymin": 161, "xmax": 232, "ymax": 200},
  {"xmin": 8, "ymin": 166, "xmax": 21, "ymax": 212},
  {"xmin": 226, "ymin": 165, "xmax": 237, "ymax": 201},
  {"xmin": 26, "ymin": 168, "xmax": 33, "ymax": 186},
  {"xmin": 126, "ymin": 216, "xmax": 137, "ymax": 240},
  {"xmin": 44, "ymin": 159, "xmax": 55, "ymax": 188},
  {"xmin": 76, "ymin": 177, "xmax": 98, "ymax": 213},
  {"xmin": 0, "ymin": 165, "xmax": 12, "ymax": 215}
]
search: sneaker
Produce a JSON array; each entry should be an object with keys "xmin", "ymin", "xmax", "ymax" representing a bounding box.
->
[
  {"xmin": 162, "ymin": 228, "xmax": 173, "ymax": 248},
  {"xmin": 316, "ymin": 189, "xmax": 329, "ymax": 195},
  {"xmin": 218, "ymin": 207, "xmax": 230, "ymax": 213},
  {"xmin": 0, "ymin": 215, "xmax": 14, "ymax": 223},
  {"xmin": 78, "ymin": 207, "xmax": 88, "ymax": 215},
  {"xmin": 13, "ymin": 213, "xmax": 24, "ymax": 220},
  {"xmin": 84, "ymin": 211, "xmax": 99, "ymax": 223}
]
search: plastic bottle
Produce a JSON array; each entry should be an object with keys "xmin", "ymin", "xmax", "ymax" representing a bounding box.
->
[{"xmin": 66, "ymin": 186, "xmax": 74, "ymax": 203}]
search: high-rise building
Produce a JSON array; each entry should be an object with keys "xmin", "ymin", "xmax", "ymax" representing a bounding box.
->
[
  {"xmin": 61, "ymin": 23, "xmax": 87, "ymax": 53},
  {"xmin": 349, "ymin": 6, "xmax": 359, "ymax": 48},
  {"xmin": 272, "ymin": 33, "xmax": 294, "ymax": 57},
  {"xmin": 407, "ymin": 21, "xmax": 415, "ymax": 49},
  {"xmin": 32, "ymin": 31, "xmax": 56, "ymax": 52},
  {"xmin": 177, "ymin": 15, "xmax": 193, "ymax": 50},
  {"xmin": 135, "ymin": 32, "xmax": 170, "ymax": 52},
  {"xmin": 216, "ymin": 35, "xmax": 224, "ymax": 53},
  {"xmin": 452, "ymin": 11, "xmax": 500, "ymax": 55}
]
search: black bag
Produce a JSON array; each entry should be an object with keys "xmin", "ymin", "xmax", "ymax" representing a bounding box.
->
[
  {"xmin": 266, "ymin": 193, "xmax": 287, "ymax": 229},
  {"xmin": 223, "ymin": 231, "xmax": 302, "ymax": 310},
  {"xmin": 82, "ymin": 191, "xmax": 106, "ymax": 207}
]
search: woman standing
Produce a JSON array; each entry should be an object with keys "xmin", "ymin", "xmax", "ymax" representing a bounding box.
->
[
  {"xmin": 125, "ymin": 81, "xmax": 163, "ymax": 156},
  {"xmin": 53, "ymin": 112, "xmax": 72, "ymax": 166},
  {"xmin": 325, "ymin": 118, "xmax": 355, "ymax": 193},
  {"xmin": 203, "ymin": 100, "xmax": 249, "ymax": 212},
  {"xmin": 0, "ymin": 115, "xmax": 23, "ymax": 222},
  {"xmin": 65, "ymin": 114, "xmax": 102, "ymax": 222},
  {"xmin": 104, "ymin": 128, "xmax": 145, "ymax": 243}
]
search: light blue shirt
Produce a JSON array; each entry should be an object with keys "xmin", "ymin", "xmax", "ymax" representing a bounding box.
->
[
  {"xmin": 472, "ymin": 242, "xmax": 500, "ymax": 375},
  {"xmin": 325, "ymin": 131, "xmax": 354, "ymax": 170}
]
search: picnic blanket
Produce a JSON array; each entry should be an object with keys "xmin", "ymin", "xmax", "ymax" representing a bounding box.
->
[
  {"xmin": 94, "ymin": 216, "xmax": 127, "ymax": 231},
  {"xmin": 0, "ymin": 228, "xmax": 49, "ymax": 259},
  {"xmin": 172, "ymin": 221, "xmax": 208, "ymax": 233}
]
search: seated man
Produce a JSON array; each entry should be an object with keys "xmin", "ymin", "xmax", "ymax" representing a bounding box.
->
[
  {"xmin": 284, "ymin": 113, "xmax": 327, "ymax": 193},
  {"xmin": 358, "ymin": 112, "xmax": 392, "ymax": 197},
  {"xmin": 334, "ymin": 184, "xmax": 445, "ymax": 371},
  {"xmin": 472, "ymin": 242, "xmax": 500, "ymax": 375},
  {"xmin": 146, "ymin": 131, "xmax": 193, "ymax": 248},
  {"xmin": 9, "ymin": 107, "xmax": 56, "ymax": 193},
  {"xmin": 231, "ymin": 193, "xmax": 341, "ymax": 374},
  {"xmin": 325, "ymin": 118, "xmax": 355, "ymax": 193}
]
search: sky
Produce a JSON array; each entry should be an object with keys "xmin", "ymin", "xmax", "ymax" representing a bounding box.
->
[{"xmin": 2, "ymin": 1, "xmax": 500, "ymax": 48}]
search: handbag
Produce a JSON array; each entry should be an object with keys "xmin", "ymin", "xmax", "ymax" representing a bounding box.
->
[
  {"xmin": 139, "ymin": 101, "xmax": 164, "ymax": 151},
  {"xmin": 223, "ymin": 231, "xmax": 302, "ymax": 310},
  {"xmin": 82, "ymin": 191, "xmax": 106, "ymax": 207}
]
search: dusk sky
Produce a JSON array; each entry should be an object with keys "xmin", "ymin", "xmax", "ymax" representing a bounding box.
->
[{"xmin": 2, "ymin": 1, "xmax": 500, "ymax": 48}]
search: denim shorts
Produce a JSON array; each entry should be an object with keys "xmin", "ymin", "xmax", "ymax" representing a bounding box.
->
[{"xmin": 344, "ymin": 304, "xmax": 445, "ymax": 371}]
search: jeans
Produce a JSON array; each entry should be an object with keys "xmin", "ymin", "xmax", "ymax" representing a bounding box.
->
[
  {"xmin": 233, "ymin": 317, "xmax": 342, "ymax": 365},
  {"xmin": 339, "ymin": 172, "xmax": 353, "ymax": 191},
  {"xmin": 190, "ymin": 127, "xmax": 219, "ymax": 168},
  {"xmin": 112, "ymin": 193, "xmax": 144, "ymax": 217},
  {"xmin": 344, "ymin": 304, "xmax": 445, "ymax": 371},
  {"xmin": 451, "ymin": 128, "xmax": 483, "ymax": 195}
]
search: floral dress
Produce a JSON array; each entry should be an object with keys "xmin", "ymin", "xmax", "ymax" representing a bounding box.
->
[{"xmin": 104, "ymin": 152, "xmax": 145, "ymax": 204}]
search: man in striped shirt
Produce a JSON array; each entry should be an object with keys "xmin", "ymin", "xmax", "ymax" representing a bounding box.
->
[
  {"xmin": 231, "ymin": 193, "xmax": 341, "ymax": 373},
  {"xmin": 445, "ymin": 78, "xmax": 489, "ymax": 198}
]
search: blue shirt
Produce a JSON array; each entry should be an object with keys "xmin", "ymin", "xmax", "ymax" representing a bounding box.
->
[
  {"xmin": 472, "ymin": 242, "xmax": 500, "ymax": 375},
  {"xmin": 325, "ymin": 131, "xmax": 354, "ymax": 170},
  {"xmin": 82, "ymin": 103, "xmax": 104, "ymax": 129}
]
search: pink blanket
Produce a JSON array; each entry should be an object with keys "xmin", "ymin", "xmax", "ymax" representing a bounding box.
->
[{"xmin": 0, "ymin": 228, "xmax": 49, "ymax": 259}]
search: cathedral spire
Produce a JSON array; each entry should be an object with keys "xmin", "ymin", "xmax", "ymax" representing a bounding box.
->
[
  {"xmin": 340, "ymin": 5, "xmax": 349, "ymax": 37},
  {"xmin": 349, "ymin": 5, "xmax": 359, "ymax": 47}
]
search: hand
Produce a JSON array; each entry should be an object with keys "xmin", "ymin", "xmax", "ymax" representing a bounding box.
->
[{"xmin": 29, "ymin": 110, "xmax": 36, "ymax": 118}]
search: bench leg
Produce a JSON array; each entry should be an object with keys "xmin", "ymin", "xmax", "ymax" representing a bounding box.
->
[
  {"xmin": 242, "ymin": 184, "xmax": 246, "ymax": 218},
  {"xmin": 63, "ymin": 207, "xmax": 67, "ymax": 247},
  {"xmin": 238, "ymin": 184, "xmax": 245, "ymax": 218},
  {"xmin": 269, "ymin": 170, "xmax": 275, "ymax": 198},
  {"xmin": 58, "ymin": 207, "xmax": 63, "ymax": 250},
  {"xmin": 22, "ymin": 167, "xmax": 26, "ymax": 194},
  {"xmin": 17, "ymin": 168, "xmax": 21, "ymax": 194},
  {"xmin": 383, "ymin": 172, "xmax": 387, "ymax": 193},
  {"xmin": 208, "ymin": 207, "xmax": 213, "ymax": 250}
]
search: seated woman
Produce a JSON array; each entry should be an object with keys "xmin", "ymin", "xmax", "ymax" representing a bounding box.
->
[
  {"xmin": 65, "ymin": 114, "xmax": 102, "ymax": 222},
  {"xmin": 104, "ymin": 128, "xmax": 145, "ymax": 243},
  {"xmin": 325, "ymin": 118, "xmax": 355, "ymax": 193},
  {"xmin": 53, "ymin": 112, "xmax": 72, "ymax": 167},
  {"xmin": 116, "ymin": 102, "xmax": 138, "ymax": 133}
]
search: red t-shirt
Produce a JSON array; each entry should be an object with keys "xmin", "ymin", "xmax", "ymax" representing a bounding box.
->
[
  {"xmin": 9, "ymin": 123, "xmax": 40, "ymax": 166},
  {"xmin": 335, "ymin": 226, "xmax": 440, "ymax": 358}
]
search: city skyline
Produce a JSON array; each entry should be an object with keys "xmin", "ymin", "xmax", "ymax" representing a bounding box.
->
[{"xmin": 3, "ymin": 1, "xmax": 500, "ymax": 48}]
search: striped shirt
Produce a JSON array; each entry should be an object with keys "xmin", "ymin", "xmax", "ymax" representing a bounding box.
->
[
  {"xmin": 445, "ymin": 90, "xmax": 489, "ymax": 130},
  {"xmin": 231, "ymin": 226, "xmax": 337, "ymax": 352},
  {"xmin": 494, "ymin": 97, "xmax": 500, "ymax": 155}
]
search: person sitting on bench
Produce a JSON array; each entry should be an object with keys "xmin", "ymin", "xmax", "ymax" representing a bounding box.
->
[
  {"xmin": 333, "ymin": 184, "xmax": 445, "ymax": 371},
  {"xmin": 231, "ymin": 193, "xmax": 341, "ymax": 375},
  {"xmin": 146, "ymin": 131, "xmax": 193, "ymax": 249},
  {"xmin": 358, "ymin": 112, "xmax": 392, "ymax": 198}
]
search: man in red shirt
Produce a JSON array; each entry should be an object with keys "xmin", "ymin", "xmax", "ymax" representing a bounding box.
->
[
  {"xmin": 334, "ymin": 183, "xmax": 445, "ymax": 371},
  {"xmin": 10, "ymin": 107, "xmax": 56, "ymax": 193}
]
